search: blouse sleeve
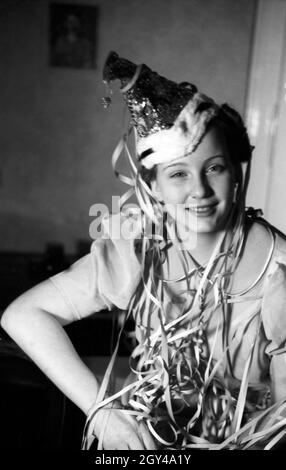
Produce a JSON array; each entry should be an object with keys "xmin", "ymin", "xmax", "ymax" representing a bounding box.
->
[
  {"xmin": 261, "ymin": 258, "xmax": 286, "ymax": 402},
  {"xmin": 49, "ymin": 213, "xmax": 142, "ymax": 321},
  {"xmin": 261, "ymin": 260, "xmax": 286, "ymax": 356}
]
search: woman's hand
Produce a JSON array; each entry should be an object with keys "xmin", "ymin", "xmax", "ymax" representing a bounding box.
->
[{"xmin": 92, "ymin": 406, "xmax": 157, "ymax": 450}]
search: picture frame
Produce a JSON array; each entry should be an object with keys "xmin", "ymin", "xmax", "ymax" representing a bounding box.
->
[{"xmin": 49, "ymin": 2, "xmax": 98, "ymax": 69}]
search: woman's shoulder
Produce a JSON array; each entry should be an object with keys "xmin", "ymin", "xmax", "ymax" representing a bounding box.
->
[
  {"xmin": 246, "ymin": 218, "xmax": 273, "ymax": 251},
  {"xmin": 232, "ymin": 217, "xmax": 284, "ymax": 293},
  {"xmin": 251, "ymin": 218, "xmax": 286, "ymax": 268},
  {"xmin": 268, "ymin": 222, "xmax": 286, "ymax": 257},
  {"xmin": 245, "ymin": 219, "xmax": 286, "ymax": 354},
  {"xmin": 247, "ymin": 217, "xmax": 286, "ymax": 259},
  {"xmin": 94, "ymin": 210, "xmax": 143, "ymax": 242},
  {"xmin": 90, "ymin": 210, "xmax": 144, "ymax": 257},
  {"xmin": 91, "ymin": 210, "xmax": 147, "ymax": 272},
  {"xmin": 259, "ymin": 221, "xmax": 286, "ymax": 354},
  {"xmin": 238, "ymin": 218, "xmax": 274, "ymax": 278},
  {"xmin": 249, "ymin": 218, "xmax": 286, "ymax": 308}
]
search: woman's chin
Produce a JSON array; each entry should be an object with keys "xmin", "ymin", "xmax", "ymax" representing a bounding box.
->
[
  {"xmin": 182, "ymin": 212, "xmax": 221, "ymax": 235},
  {"xmin": 166, "ymin": 209, "xmax": 228, "ymax": 242},
  {"xmin": 197, "ymin": 216, "xmax": 235, "ymax": 235},
  {"xmin": 195, "ymin": 219, "xmax": 220, "ymax": 234}
]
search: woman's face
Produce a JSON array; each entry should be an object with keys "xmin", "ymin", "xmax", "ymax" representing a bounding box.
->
[{"xmin": 152, "ymin": 126, "xmax": 236, "ymax": 235}]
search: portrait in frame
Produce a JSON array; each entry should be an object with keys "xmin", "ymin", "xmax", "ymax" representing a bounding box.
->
[{"xmin": 49, "ymin": 2, "xmax": 98, "ymax": 69}]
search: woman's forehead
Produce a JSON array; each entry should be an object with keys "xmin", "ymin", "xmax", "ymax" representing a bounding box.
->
[{"xmin": 159, "ymin": 128, "xmax": 229, "ymax": 170}]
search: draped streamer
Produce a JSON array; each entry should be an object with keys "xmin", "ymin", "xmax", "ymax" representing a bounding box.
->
[{"xmin": 82, "ymin": 125, "xmax": 286, "ymax": 450}]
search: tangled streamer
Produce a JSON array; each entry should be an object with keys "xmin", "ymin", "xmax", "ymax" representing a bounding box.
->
[{"xmin": 81, "ymin": 128, "xmax": 286, "ymax": 451}]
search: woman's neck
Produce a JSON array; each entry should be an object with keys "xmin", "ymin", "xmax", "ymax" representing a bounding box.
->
[
  {"xmin": 186, "ymin": 231, "xmax": 226, "ymax": 266},
  {"xmin": 166, "ymin": 221, "xmax": 228, "ymax": 266}
]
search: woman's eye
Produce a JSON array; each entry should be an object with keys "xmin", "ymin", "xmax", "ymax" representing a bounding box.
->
[
  {"xmin": 170, "ymin": 171, "xmax": 187, "ymax": 178},
  {"xmin": 205, "ymin": 164, "xmax": 225, "ymax": 174}
]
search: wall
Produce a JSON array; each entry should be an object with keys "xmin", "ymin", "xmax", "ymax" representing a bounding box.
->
[
  {"xmin": 0, "ymin": 0, "xmax": 257, "ymax": 254},
  {"xmin": 245, "ymin": 0, "xmax": 286, "ymax": 233}
]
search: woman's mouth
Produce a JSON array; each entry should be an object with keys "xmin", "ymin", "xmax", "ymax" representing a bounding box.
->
[{"xmin": 185, "ymin": 203, "xmax": 217, "ymax": 216}]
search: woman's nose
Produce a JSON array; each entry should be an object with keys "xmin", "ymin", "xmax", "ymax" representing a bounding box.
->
[{"xmin": 189, "ymin": 174, "xmax": 212, "ymax": 199}]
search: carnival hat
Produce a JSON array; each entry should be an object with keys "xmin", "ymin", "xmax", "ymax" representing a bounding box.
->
[{"xmin": 102, "ymin": 51, "xmax": 251, "ymax": 168}]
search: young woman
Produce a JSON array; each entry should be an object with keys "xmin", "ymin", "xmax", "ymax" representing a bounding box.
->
[{"xmin": 2, "ymin": 52, "xmax": 286, "ymax": 450}]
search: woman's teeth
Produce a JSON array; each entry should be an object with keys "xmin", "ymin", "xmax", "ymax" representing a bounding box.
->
[{"xmin": 186, "ymin": 205, "xmax": 216, "ymax": 214}]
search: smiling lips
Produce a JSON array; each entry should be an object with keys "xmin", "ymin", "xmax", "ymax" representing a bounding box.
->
[{"xmin": 185, "ymin": 203, "xmax": 217, "ymax": 216}]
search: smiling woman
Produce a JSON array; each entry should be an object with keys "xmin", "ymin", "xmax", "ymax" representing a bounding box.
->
[
  {"xmin": 152, "ymin": 126, "xmax": 236, "ymax": 238},
  {"xmin": 2, "ymin": 51, "xmax": 286, "ymax": 451}
]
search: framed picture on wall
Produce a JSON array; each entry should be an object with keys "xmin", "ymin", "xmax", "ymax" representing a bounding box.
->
[{"xmin": 49, "ymin": 2, "xmax": 98, "ymax": 69}]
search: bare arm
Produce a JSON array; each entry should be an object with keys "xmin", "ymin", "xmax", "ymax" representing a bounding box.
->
[
  {"xmin": 1, "ymin": 279, "xmax": 100, "ymax": 415},
  {"xmin": 0, "ymin": 279, "xmax": 157, "ymax": 449}
]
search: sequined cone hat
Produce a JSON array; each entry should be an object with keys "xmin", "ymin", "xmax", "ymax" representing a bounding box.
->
[{"xmin": 102, "ymin": 51, "xmax": 220, "ymax": 169}]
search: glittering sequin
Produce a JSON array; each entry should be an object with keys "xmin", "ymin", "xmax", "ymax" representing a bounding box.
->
[{"xmin": 103, "ymin": 51, "xmax": 198, "ymax": 138}]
